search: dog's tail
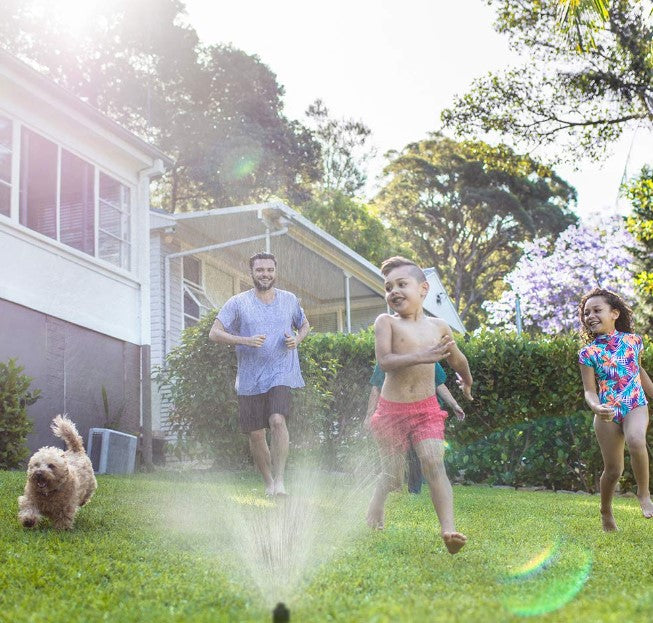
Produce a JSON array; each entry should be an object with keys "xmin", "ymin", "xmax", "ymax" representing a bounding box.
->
[{"xmin": 51, "ymin": 414, "xmax": 85, "ymax": 453}]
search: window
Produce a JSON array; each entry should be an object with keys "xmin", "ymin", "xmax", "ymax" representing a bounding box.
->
[
  {"xmin": 12, "ymin": 123, "xmax": 133, "ymax": 270},
  {"xmin": 60, "ymin": 149, "xmax": 94, "ymax": 255},
  {"xmin": 0, "ymin": 115, "xmax": 11, "ymax": 217},
  {"xmin": 99, "ymin": 172, "xmax": 131, "ymax": 270},
  {"xmin": 182, "ymin": 255, "xmax": 213, "ymax": 328},
  {"xmin": 19, "ymin": 128, "xmax": 57, "ymax": 239},
  {"xmin": 182, "ymin": 255, "xmax": 201, "ymax": 286}
]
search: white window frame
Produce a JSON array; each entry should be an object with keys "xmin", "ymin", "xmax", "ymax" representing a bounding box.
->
[
  {"xmin": 182, "ymin": 255, "xmax": 214, "ymax": 328},
  {"xmin": 2, "ymin": 112, "xmax": 135, "ymax": 274}
]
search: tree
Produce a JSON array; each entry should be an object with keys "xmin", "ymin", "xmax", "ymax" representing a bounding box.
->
[
  {"xmin": 484, "ymin": 218, "xmax": 636, "ymax": 333},
  {"xmin": 442, "ymin": 0, "xmax": 653, "ymax": 161},
  {"xmin": 625, "ymin": 167, "xmax": 653, "ymax": 333},
  {"xmin": 0, "ymin": 0, "xmax": 321, "ymax": 210},
  {"xmin": 299, "ymin": 191, "xmax": 409, "ymax": 267},
  {"xmin": 374, "ymin": 135, "xmax": 577, "ymax": 328},
  {"xmin": 304, "ymin": 99, "xmax": 375, "ymax": 197}
]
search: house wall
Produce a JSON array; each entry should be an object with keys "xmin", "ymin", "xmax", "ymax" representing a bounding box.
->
[
  {"xmin": 0, "ymin": 221, "xmax": 143, "ymax": 344},
  {"xmin": 0, "ymin": 58, "xmax": 163, "ymax": 455},
  {"xmin": 0, "ymin": 298, "xmax": 141, "ymax": 453}
]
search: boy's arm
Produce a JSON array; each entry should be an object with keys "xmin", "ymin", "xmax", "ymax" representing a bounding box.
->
[
  {"xmin": 438, "ymin": 322, "xmax": 473, "ymax": 400},
  {"xmin": 436, "ymin": 384, "xmax": 465, "ymax": 421},
  {"xmin": 364, "ymin": 385, "xmax": 381, "ymax": 429},
  {"xmin": 579, "ymin": 364, "xmax": 614, "ymax": 420},
  {"xmin": 375, "ymin": 314, "xmax": 452, "ymax": 371}
]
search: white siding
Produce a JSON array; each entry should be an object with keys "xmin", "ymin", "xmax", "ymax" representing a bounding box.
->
[{"xmin": 0, "ymin": 221, "xmax": 142, "ymax": 343}]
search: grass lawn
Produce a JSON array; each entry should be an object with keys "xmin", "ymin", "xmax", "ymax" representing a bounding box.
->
[{"xmin": 1, "ymin": 469, "xmax": 652, "ymax": 623}]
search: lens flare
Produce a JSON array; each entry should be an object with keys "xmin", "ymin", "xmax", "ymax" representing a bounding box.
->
[
  {"xmin": 500, "ymin": 538, "xmax": 592, "ymax": 617},
  {"xmin": 225, "ymin": 146, "xmax": 263, "ymax": 181},
  {"xmin": 504, "ymin": 541, "xmax": 559, "ymax": 581}
]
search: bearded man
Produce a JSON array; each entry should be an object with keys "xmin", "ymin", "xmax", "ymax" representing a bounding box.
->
[{"xmin": 209, "ymin": 252, "xmax": 310, "ymax": 496}]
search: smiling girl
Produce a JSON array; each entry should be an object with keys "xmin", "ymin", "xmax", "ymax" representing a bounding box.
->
[{"xmin": 578, "ymin": 288, "xmax": 653, "ymax": 531}]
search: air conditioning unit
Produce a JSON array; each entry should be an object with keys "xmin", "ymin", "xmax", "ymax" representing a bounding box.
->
[{"xmin": 87, "ymin": 428, "xmax": 138, "ymax": 474}]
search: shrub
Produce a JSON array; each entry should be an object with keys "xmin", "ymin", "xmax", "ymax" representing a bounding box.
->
[
  {"xmin": 0, "ymin": 358, "xmax": 40, "ymax": 469},
  {"xmin": 157, "ymin": 319, "xmax": 652, "ymax": 491},
  {"xmin": 154, "ymin": 315, "xmax": 245, "ymax": 468}
]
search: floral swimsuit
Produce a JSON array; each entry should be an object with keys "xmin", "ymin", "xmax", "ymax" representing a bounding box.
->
[{"xmin": 578, "ymin": 331, "xmax": 648, "ymax": 422}]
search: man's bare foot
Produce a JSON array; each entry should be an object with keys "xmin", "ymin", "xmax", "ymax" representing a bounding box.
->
[
  {"xmin": 601, "ymin": 510, "xmax": 618, "ymax": 532},
  {"xmin": 274, "ymin": 481, "xmax": 288, "ymax": 497},
  {"xmin": 442, "ymin": 531, "xmax": 467, "ymax": 554},
  {"xmin": 366, "ymin": 502, "xmax": 384, "ymax": 530},
  {"xmin": 637, "ymin": 495, "xmax": 653, "ymax": 518}
]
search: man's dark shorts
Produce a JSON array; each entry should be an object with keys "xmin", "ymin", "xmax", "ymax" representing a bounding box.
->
[{"xmin": 237, "ymin": 385, "xmax": 292, "ymax": 433}]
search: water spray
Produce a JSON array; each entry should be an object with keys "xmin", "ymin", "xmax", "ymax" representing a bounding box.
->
[{"xmin": 272, "ymin": 602, "xmax": 290, "ymax": 622}]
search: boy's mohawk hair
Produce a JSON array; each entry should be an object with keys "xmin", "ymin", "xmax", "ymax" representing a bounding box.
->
[{"xmin": 380, "ymin": 256, "xmax": 426, "ymax": 282}]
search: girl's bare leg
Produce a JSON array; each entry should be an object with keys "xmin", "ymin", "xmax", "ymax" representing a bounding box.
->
[
  {"xmin": 622, "ymin": 406, "xmax": 653, "ymax": 518},
  {"xmin": 366, "ymin": 444, "xmax": 404, "ymax": 529},
  {"xmin": 593, "ymin": 416, "xmax": 625, "ymax": 531},
  {"xmin": 415, "ymin": 438, "xmax": 466, "ymax": 554}
]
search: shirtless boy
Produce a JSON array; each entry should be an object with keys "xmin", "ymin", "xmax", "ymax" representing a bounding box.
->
[{"xmin": 366, "ymin": 256, "xmax": 473, "ymax": 554}]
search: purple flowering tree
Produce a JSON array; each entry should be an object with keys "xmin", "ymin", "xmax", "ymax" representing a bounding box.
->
[{"xmin": 483, "ymin": 218, "xmax": 636, "ymax": 334}]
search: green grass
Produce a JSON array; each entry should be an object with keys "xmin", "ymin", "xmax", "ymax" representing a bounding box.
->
[{"xmin": 1, "ymin": 470, "xmax": 652, "ymax": 623}]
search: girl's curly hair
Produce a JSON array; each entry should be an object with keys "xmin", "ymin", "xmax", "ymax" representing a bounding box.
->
[{"xmin": 578, "ymin": 288, "xmax": 634, "ymax": 342}]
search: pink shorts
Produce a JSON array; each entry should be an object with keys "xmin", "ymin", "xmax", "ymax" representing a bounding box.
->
[{"xmin": 370, "ymin": 395, "xmax": 448, "ymax": 452}]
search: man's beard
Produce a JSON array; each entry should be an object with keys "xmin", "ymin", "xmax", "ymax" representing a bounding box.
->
[{"xmin": 253, "ymin": 276, "xmax": 275, "ymax": 291}]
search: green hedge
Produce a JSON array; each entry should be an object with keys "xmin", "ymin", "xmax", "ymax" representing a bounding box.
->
[{"xmin": 156, "ymin": 316, "xmax": 652, "ymax": 491}]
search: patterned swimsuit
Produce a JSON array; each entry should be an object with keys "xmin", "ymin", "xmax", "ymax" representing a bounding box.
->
[{"xmin": 578, "ymin": 331, "xmax": 648, "ymax": 422}]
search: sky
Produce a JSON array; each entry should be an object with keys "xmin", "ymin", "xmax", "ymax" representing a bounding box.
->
[{"xmin": 183, "ymin": 0, "xmax": 653, "ymax": 218}]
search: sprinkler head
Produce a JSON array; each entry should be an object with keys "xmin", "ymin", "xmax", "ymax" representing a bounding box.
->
[{"xmin": 272, "ymin": 602, "xmax": 290, "ymax": 622}]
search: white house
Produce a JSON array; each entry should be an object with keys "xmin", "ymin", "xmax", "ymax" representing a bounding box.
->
[
  {"xmin": 149, "ymin": 201, "xmax": 465, "ymax": 436},
  {"xmin": 0, "ymin": 49, "xmax": 170, "ymax": 455},
  {"xmin": 0, "ymin": 48, "xmax": 466, "ymax": 456}
]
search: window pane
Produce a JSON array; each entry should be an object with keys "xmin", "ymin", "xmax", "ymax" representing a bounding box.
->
[
  {"xmin": 0, "ymin": 116, "xmax": 11, "ymax": 184},
  {"xmin": 0, "ymin": 183, "xmax": 9, "ymax": 217},
  {"xmin": 184, "ymin": 290, "xmax": 200, "ymax": 318},
  {"xmin": 98, "ymin": 230, "xmax": 130, "ymax": 270},
  {"xmin": 99, "ymin": 172, "xmax": 130, "ymax": 269},
  {"xmin": 99, "ymin": 202, "xmax": 130, "ymax": 239},
  {"xmin": 99, "ymin": 172, "xmax": 129, "ymax": 212},
  {"xmin": 60, "ymin": 150, "xmax": 94, "ymax": 255},
  {"xmin": 19, "ymin": 128, "xmax": 57, "ymax": 239},
  {"xmin": 183, "ymin": 256, "xmax": 201, "ymax": 285}
]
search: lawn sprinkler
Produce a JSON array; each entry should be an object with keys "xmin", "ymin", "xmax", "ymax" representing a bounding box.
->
[{"xmin": 272, "ymin": 602, "xmax": 290, "ymax": 622}]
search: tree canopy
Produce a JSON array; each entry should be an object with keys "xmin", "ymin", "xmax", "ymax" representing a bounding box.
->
[
  {"xmin": 374, "ymin": 135, "xmax": 577, "ymax": 328},
  {"xmin": 442, "ymin": 0, "xmax": 653, "ymax": 161},
  {"xmin": 625, "ymin": 166, "xmax": 653, "ymax": 333},
  {"xmin": 484, "ymin": 218, "xmax": 636, "ymax": 333},
  {"xmin": 0, "ymin": 0, "xmax": 321, "ymax": 210}
]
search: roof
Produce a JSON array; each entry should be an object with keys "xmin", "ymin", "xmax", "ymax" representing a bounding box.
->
[
  {"xmin": 152, "ymin": 202, "xmax": 466, "ymax": 331},
  {"xmin": 0, "ymin": 48, "xmax": 173, "ymax": 167}
]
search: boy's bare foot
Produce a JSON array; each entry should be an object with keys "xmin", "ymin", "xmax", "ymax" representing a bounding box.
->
[
  {"xmin": 366, "ymin": 502, "xmax": 385, "ymax": 530},
  {"xmin": 637, "ymin": 495, "xmax": 653, "ymax": 518},
  {"xmin": 442, "ymin": 531, "xmax": 467, "ymax": 554},
  {"xmin": 601, "ymin": 510, "xmax": 618, "ymax": 532}
]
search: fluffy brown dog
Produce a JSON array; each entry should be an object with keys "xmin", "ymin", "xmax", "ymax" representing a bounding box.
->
[{"xmin": 18, "ymin": 415, "xmax": 97, "ymax": 530}]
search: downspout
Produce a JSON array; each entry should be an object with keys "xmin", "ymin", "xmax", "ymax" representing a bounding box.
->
[
  {"xmin": 138, "ymin": 158, "xmax": 165, "ymax": 470},
  {"xmin": 344, "ymin": 271, "xmax": 352, "ymax": 333}
]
